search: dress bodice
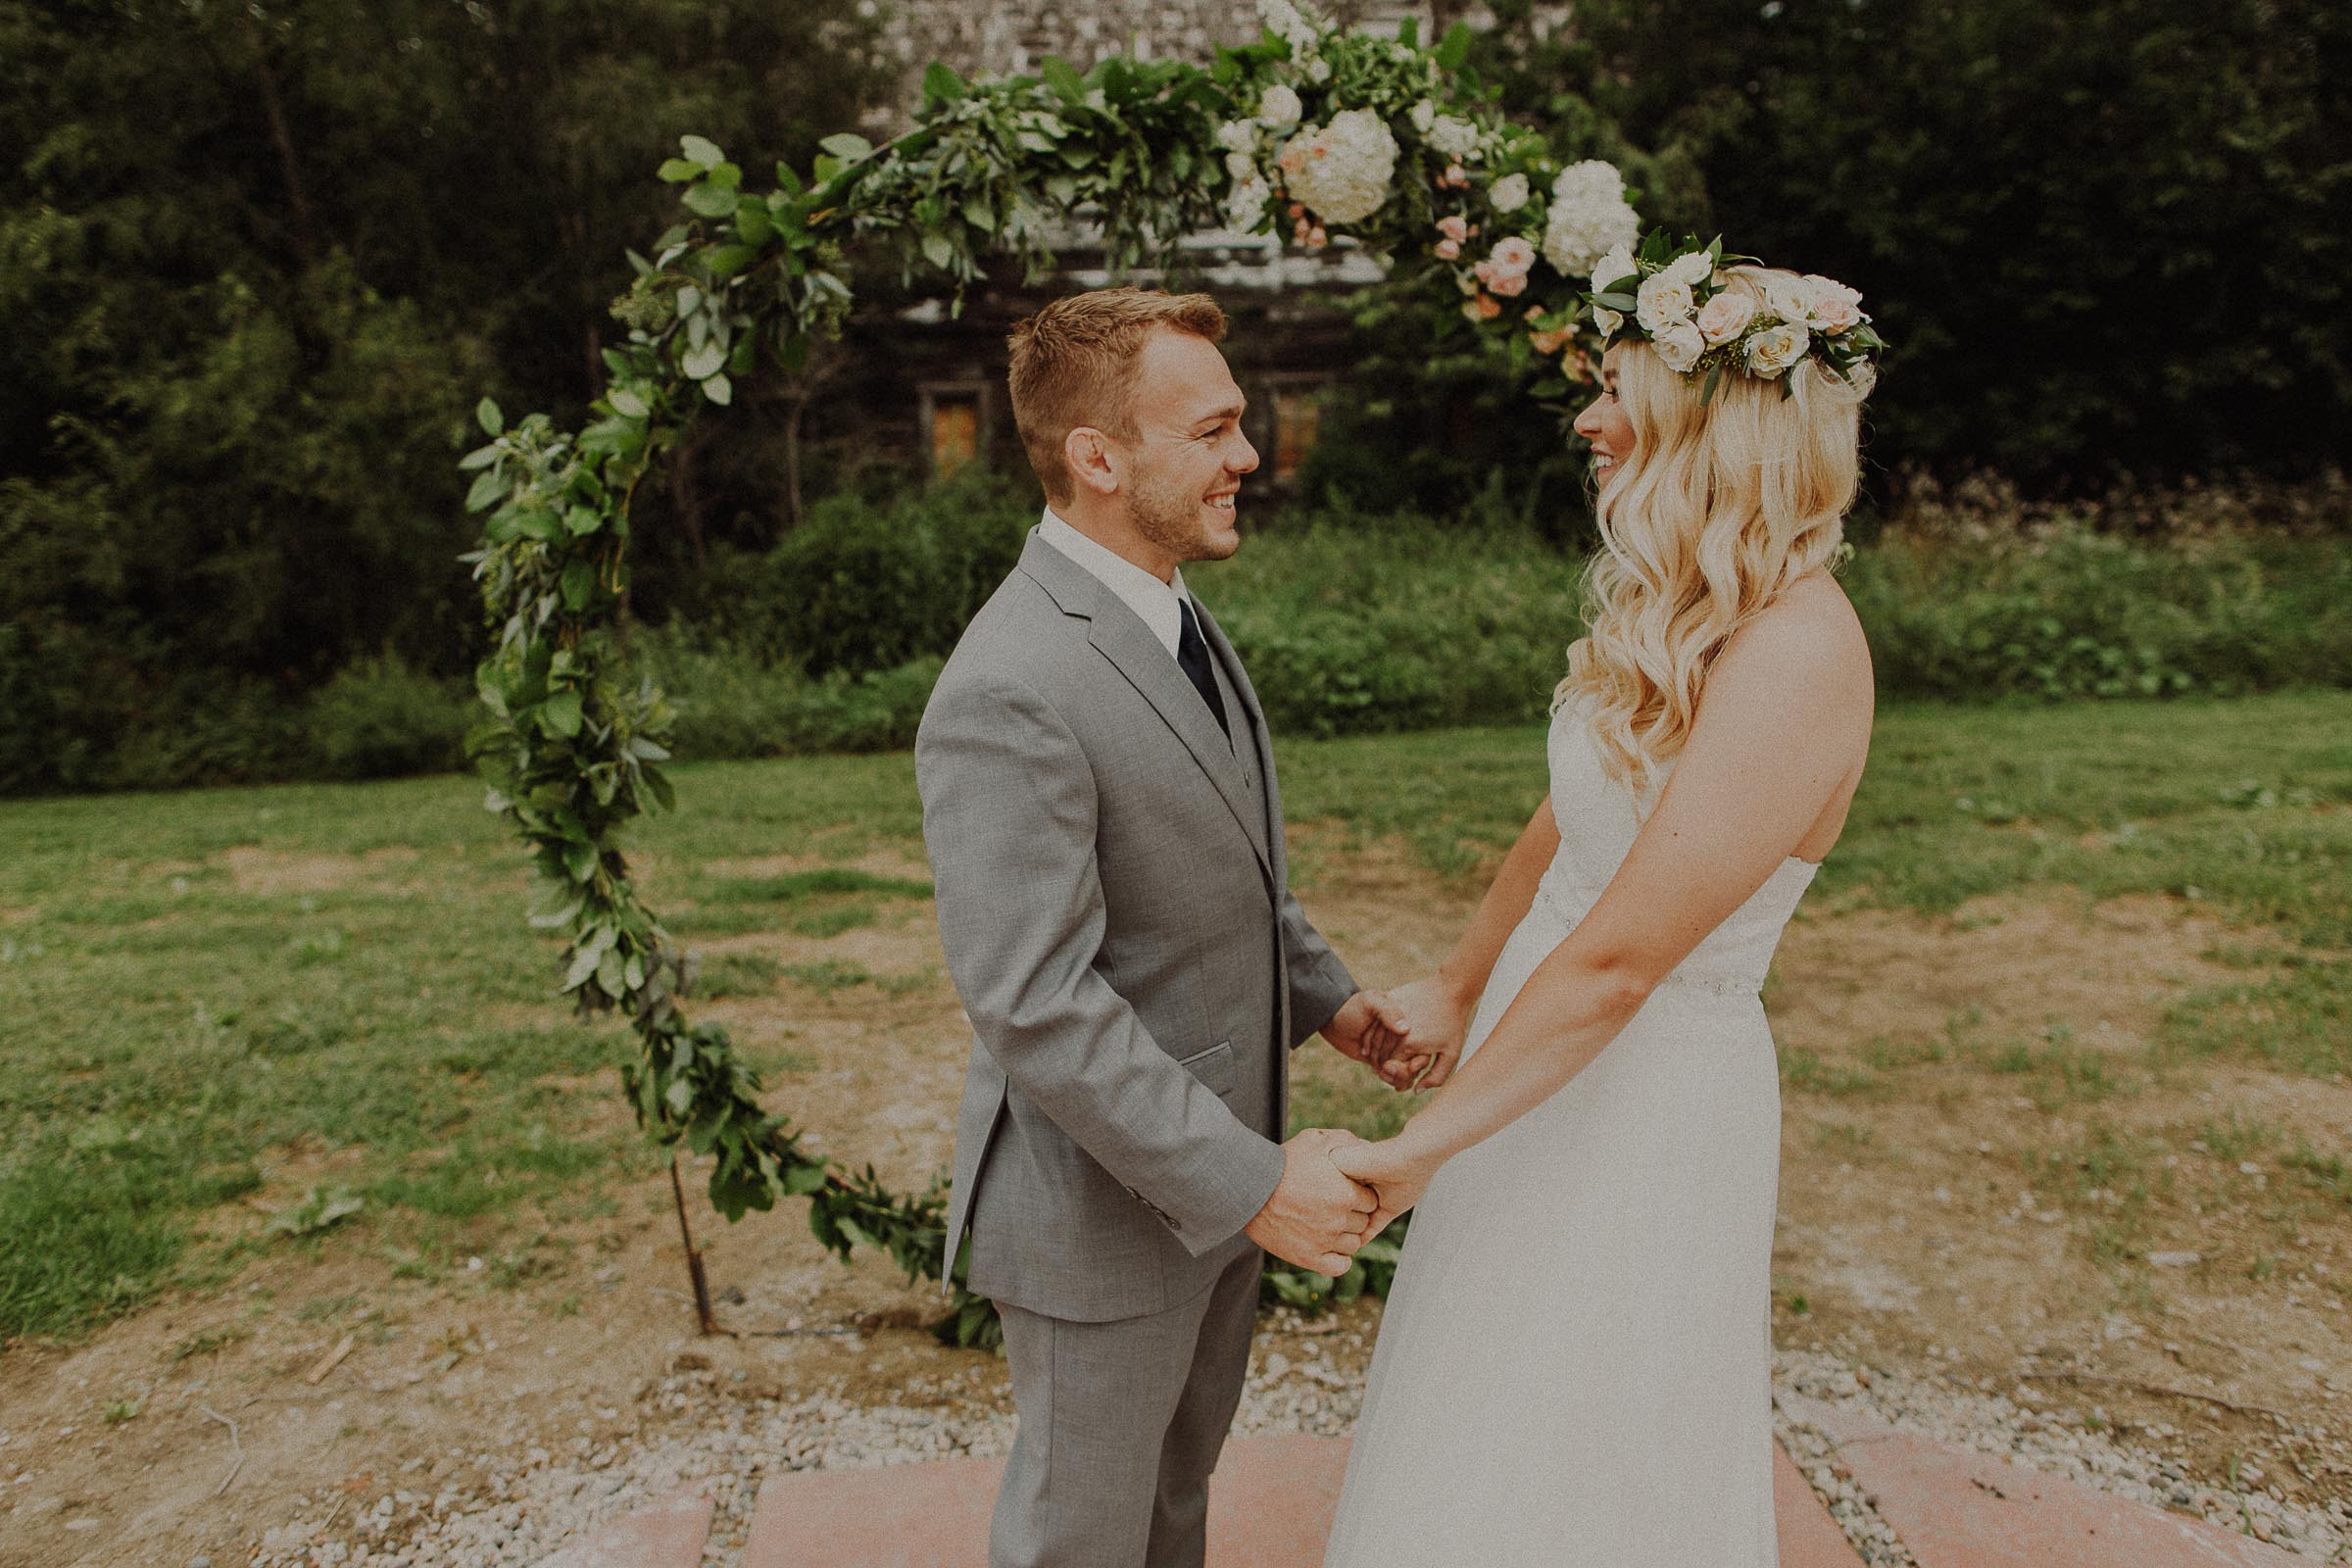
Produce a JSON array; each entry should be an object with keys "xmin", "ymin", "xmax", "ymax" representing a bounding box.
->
[{"xmin": 1531, "ymin": 697, "xmax": 1817, "ymax": 999}]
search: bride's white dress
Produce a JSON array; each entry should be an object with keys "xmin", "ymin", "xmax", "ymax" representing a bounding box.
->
[{"xmin": 1322, "ymin": 700, "xmax": 1816, "ymax": 1567}]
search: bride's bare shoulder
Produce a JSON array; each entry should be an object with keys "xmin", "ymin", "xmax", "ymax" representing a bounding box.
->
[{"xmin": 1717, "ymin": 569, "xmax": 1873, "ymax": 696}]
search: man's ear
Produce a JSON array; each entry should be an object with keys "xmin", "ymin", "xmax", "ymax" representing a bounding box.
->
[{"xmin": 1063, "ymin": 425, "xmax": 1121, "ymax": 498}]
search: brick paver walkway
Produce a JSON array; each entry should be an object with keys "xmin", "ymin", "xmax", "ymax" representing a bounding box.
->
[{"xmin": 535, "ymin": 1414, "xmax": 2305, "ymax": 1567}]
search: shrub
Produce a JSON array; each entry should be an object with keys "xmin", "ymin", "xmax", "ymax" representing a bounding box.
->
[
  {"xmin": 302, "ymin": 655, "xmax": 469, "ymax": 780},
  {"xmin": 708, "ymin": 467, "xmax": 1030, "ymax": 674}
]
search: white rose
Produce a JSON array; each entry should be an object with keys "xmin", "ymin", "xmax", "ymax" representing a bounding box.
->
[
  {"xmin": 1409, "ymin": 99, "xmax": 1435, "ymax": 134},
  {"xmin": 1257, "ymin": 84, "xmax": 1303, "ymax": 127},
  {"xmin": 1651, "ymin": 319, "xmax": 1705, "ymax": 373},
  {"xmin": 1588, "ymin": 243, "xmax": 1637, "ymax": 296},
  {"xmin": 1763, "ymin": 275, "xmax": 1816, "ymax": 328},
  {"xmin": 1661, "ymin": 248, "xmax": 1715, "ymax": 289},
  {"xmin": 1800, "ymin": 273, "xmax": 1865, "ymax": 333},
  {"xmin": 1635, "ymin": 272, "xmax": 1696, "ymax": 334},
  {"xmin": 1488, "ymin": 172, "xmax": 1531, "ymax": 213},
  {"xmin": 1743, "ymin": 321, "xmax": 1810, "ymax": 378},
  {"xmin": 1225, "ymin": 151, "xmax": 1255, "ymax": 182},
  {"xmin": 1215, "ymin": 120, "xmax": 1256, "ymax": 154},
  {"xmin": 1592, "ymin": 304, "xmax": 1625, "ymax": 339},
  {"xmin": 1692, "ymin": 290, "xmax": 1755, "ymax": 346}
]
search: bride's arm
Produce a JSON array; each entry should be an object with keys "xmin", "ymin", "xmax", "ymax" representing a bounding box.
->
[
  {"xmin": 1376, "ymin": 795, "xmax": 1559, "ymax": 1088},
  {"xmin": 1338, "ymin": 594, "xmax": 1874, "ymax": 1216}
]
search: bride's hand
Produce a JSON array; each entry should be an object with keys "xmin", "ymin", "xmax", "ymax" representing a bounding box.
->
[
  {"xmin": 1326, "ymin": 1138, "xmax": 1436, "ymax": 1240},
  {"xmin": 1374, "ymin": 975, "xmax": 1474, "ymax": 1091}
]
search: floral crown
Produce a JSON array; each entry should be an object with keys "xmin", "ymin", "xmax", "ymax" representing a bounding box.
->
[{"xmin": 1583, "ymin": 233, "xmax": 1886, "ymax": 403}]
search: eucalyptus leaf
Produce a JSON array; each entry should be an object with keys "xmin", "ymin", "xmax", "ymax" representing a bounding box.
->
[
  {"xmin": 466, "ymin": 468, "xmax": 514, "ymax": 513},
  {"xmin": 678, "ymin": 133, "xmax": 725, "ymax": 169},
  {"xmin": 540, "ymin": 688, "xmax": 583, "ymax": 738},
  {"xmin": 608, "ymin": 388, "xmax": 648, "ymax": 418},
  {"xmin": 701, "ymin": 372, "xmax": 732, "ymax": 407},
  {"xmin": 475, "ymin": 397, "xmax": 503, "ymax": 436},
  {"xmin": 818, "ymin": 132, "xmax": 873, "ymax": 161},
  {"xmin": 683, "ymin": 182, "xmax": 738, "ymax": 219},
  {"xmin": 681, "ymin": 342, "xmax": 725, "ymax": 380}
]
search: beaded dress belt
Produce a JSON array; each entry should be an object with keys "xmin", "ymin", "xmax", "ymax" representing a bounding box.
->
[{"xmin": 1529, "ymin": 879, "xmax": 1762, "ymax": 1002}]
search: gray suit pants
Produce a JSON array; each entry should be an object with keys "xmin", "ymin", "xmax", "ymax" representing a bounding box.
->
[{"xmin": 990, "ymin": 1243, "xmax": 1263, "ymax": 1568}]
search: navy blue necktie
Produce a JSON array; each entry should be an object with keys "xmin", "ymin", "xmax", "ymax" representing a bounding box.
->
[{"xmin": 1176, "ymin": 599, "xmax": 1231, "ymax": 739}]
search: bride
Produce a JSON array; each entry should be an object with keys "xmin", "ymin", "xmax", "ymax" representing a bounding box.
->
[{"xmin": 1321, "ymin": 244, "xmax": 1883, "ymax": 1566}]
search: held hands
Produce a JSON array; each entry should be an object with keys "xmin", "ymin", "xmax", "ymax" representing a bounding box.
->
[
  {"xmin": 1319, "ymin": 991, "xmax": 1416, "ymax": 1089},
  {"xmin": 1245, "ymin": 1128, "xmax": 1379, "ymax": 1277},
  {"xmin": 1326, "ymin": 1136, "xmax": 1437, "ymax": 1243},
  {"xmin": 1364, "ymin": 974, "xmax": 1474, "ymax": 1092}
]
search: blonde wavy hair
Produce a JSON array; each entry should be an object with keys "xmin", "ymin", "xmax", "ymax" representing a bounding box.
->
[{"xmin": 1555, "ymin": 265, "xmax": 1873, "ymax": 796}]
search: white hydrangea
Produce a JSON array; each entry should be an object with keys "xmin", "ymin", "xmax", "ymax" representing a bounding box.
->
[
  {"xmin": 1426, "ymin": 114, "xmax": 1482, "ymax": 162},
  {"xmin": 1259, "ymin": 0, "xmax": 1321, "ymax": 57},
  {"xmin": 1225, "ymin": 151, "xmax": 1256, "ymax": 183},
  {"xmin": 1306, "ymin": 57, "xmax": 1332, "ymax": 82},
  {"xmin": 1225, "ymin": 174, "xmax": 1273, "ymax": 232},
  {"xmin": 1542, "ymin": 161, "xmax": 1640, "ymax": 278},
  {"xmin": 1215, "ymin": 120, "xmax": 1257, "ymax": 154},
  {"xmin": 1276, "ymin": 109, "xmax": 1399, "ymax": 225},
  {"xmin": 1258, "ymin": 83, "xmax": 1303, "ymax": 127},
  {"xmin": 1489, "ymin": 172, "xmax": 1532, "ymax": 214},
  {"xmin": 1409, "ymin": 99, "xmax": 1436, "ymax": 134}
]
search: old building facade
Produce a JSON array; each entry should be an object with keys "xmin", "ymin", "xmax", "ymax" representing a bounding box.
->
[{"xmin": 818, "ymin": 1, "xmax": 1483, "ymax": 499}]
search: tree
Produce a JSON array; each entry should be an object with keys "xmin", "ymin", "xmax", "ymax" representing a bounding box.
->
[
  {"xmin": 0, "ymin": 0, "xmax": 890, "ymax": 789},
  {"xmin": 1471, "ymin": 0, "xmax": 2352, "ymax": 485}
]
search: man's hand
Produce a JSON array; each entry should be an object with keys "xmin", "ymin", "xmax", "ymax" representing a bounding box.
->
[
  {"xmin": 1327, "ymin": 1136, "xmax": 1438, "ymax": 1243},
  {"xmin": 1370, "ymin": 975, "xmax": 1475, "ymax": 1091},
  {"xmin": 1319, "ymin": 991, "xmax": 1414, "ymax": 1083},
  {"xmin": 1244, "ymin": 1128, "xmax": 1378, "ymax": 1276}
]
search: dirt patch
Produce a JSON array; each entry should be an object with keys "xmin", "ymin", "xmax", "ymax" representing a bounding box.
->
[
  {"xmin": 216, "ymin": 846, "xmax": 417, "ymax": 898},
  {"xmin": 8, "ymin": 853, "xmax": 2351, "ymax": 1566},
  {"xmin": 699, "ymin": 849, "xmax": 934, "ymax": 884}
]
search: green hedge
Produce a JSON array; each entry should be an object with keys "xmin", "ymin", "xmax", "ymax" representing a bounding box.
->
[{"xmin": 5, "ymin": 478, "xmax": 2348, "ymax": 794}]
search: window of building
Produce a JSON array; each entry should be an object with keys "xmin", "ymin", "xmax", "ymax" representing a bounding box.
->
[
  {"xmin": 919, "ymin": 382, "xmax": 989, "ymax": 476},
  {"xmin": 1269, "ymin": 378, "xmax": 1335, "ymax": 482}
]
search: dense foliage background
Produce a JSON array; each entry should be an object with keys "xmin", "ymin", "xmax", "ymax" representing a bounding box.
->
[{"xmin": 4, "ymin": 0, "xmax": 2347, "ymax": 795}]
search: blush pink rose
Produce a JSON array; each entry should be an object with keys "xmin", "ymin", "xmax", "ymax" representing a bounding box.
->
[
  {"xmin": 1489, "ymin": 236, "xmax": 1537, "ymax": 272},
  {"xmin": 1434, "ymin": 237, "xmax": 1461, "ymax": 260},
  {"xmin": 1436, "ymin": 215, "xmax": 1470, "ymax": 243},
  {"xmin": 1693, "ymin": 290, "xmax": 1756, "ymax": 346}
]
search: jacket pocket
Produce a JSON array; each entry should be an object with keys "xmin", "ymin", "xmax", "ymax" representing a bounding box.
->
[{"xmin": 1176, "ymin": 1041, "xmax": 1238, "ymax": 1098}]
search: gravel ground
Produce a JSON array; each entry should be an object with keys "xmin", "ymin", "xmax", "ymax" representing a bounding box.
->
[{"xmin": 245, "ymin": 1342, "xmax": 2344, "ymax": 1566}]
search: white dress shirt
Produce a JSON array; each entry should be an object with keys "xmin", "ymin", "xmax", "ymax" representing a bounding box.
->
[{"xmin": 1037, "ymin": 509, "xmax": 1194, "ymax": 661}]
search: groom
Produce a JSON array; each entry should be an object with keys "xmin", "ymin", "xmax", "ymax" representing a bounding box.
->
[{"xmin": 916, "ymin": 287, "xmax": 1406, "ymax": 1568}]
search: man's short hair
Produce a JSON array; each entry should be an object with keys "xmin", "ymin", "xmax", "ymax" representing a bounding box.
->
[{"xmin": 1005, "ymin": 288, "xmax": 1229, "ymax": 507}]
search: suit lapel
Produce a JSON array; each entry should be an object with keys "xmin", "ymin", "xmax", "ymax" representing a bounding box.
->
[
  {"xmin": 1190, "ymin": 598, "xmax": 1283, "ymax": 875},
  {"xmin": 1017, "ymin": 532, "xmax": 1275, "ymax": 886}
]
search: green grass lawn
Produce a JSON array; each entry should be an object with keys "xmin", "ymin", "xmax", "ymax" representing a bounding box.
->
[{"xmin": 3, "ymin": 693, "xmax": 2347, "ymax": 1345}]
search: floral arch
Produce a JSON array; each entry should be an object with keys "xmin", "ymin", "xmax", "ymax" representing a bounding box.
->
[{"xmin": 462, "ymin": 0, "xmax": 1640, "ymax": 1341}]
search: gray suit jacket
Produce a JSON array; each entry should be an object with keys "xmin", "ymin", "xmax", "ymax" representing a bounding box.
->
[{"xmin": 916, "ymin": 529, "xmax": 1357, "ymax": 1323}]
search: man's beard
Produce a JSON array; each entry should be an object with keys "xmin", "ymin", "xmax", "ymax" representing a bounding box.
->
[{"xmin": 1127, "ymin": 465, "xmax": 1235, "ymax": 564}]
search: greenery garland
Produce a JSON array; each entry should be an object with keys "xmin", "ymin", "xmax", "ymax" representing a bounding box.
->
[{"xmin": 465, "ymin": 1, "xmax": 1630, "ymax": 1345}]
